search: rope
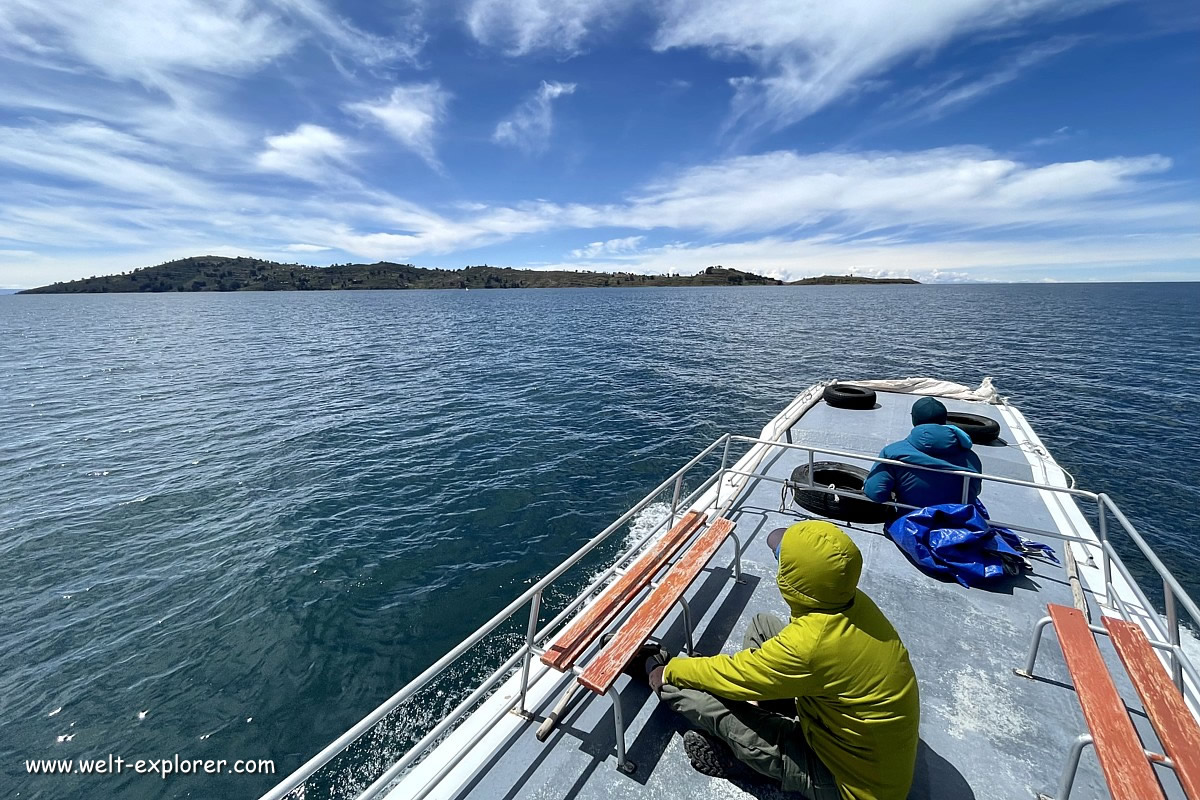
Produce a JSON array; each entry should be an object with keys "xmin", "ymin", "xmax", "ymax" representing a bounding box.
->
[{"xmin": 1008, "ymin": 439, "xmax": 1078, "ymax": 489}]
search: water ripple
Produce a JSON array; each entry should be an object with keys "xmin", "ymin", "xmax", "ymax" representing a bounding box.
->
[{"xmin": 1, "ymin": 284, "xmax": 1197, "ymax": 799}]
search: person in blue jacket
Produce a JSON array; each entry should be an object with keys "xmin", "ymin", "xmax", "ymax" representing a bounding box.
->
[{"xmin": 863, "ymin": 397, "xmax": 982, "ymax": 512}]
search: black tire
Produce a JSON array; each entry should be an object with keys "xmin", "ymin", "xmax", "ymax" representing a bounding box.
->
[
  {"xmin": 946, "ymin": 412, "xmax": 1001, "ymax": 444},
  {"xmin": 822, "ymin": 384, "xmax": 877, "ymax": 410},
  {"xmin": 790, "ymin": 462, "xmax": 892, "ymax": 524}
]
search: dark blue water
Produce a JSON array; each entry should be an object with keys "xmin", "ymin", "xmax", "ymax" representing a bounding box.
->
[{"xmin": 2, "ymin": 285, "xmax": 1198, "ymax": 799}]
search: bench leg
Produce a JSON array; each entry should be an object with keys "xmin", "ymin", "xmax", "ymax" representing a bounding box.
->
[
  {"xmin": 606, "ymin": 685, "xmax": 636, "ymax": 774},
  {"xmin": 1037, "ymin": 734, "xmax": 1092, "ymax": 800},
  {"xmin": 1014, "ymin": 615, "xmax": 1054, "ymax": 679},
  {"xmin": 678, "ymin": 597, "xmax": 695, "ymax": 656},
  {"xmin": 728, "ymin": 531, "xmax": 744, "ymax": 584},
  {"xmin": 535, "ymin": 680, "xmax": 581, "ymax": 742}
]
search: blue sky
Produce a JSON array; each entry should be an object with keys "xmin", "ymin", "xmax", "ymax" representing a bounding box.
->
[{"xmin": 0, "ymin": 0, "xmax": 1197, "ymax": 288}]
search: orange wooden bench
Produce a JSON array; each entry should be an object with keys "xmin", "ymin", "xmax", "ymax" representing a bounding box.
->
[
  {"xmin": 1017, "ymin": 603, "xmax": 1199, "ymax": 799},
  {"xmin": 1104, "ymin": 616, "xmax": 1200, "ymax": 799},
  {"xmin": 540, "ymin": 511, "xmax": 707, "ymax": 673},
  {"xmin": 536, "ymin": 516, "xmax": 738, "ymax": 773},
  {"xmin": 580, "ymin": 517, "xmax": 736, "ymax": 696}
]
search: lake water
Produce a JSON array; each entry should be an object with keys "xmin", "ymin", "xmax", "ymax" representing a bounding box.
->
[{"xmin": 2, "ymin": 284, "xmax": 1198, "ymax": 799}]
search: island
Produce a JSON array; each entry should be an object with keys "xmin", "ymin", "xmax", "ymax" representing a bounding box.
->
[
  {"xmin": 19, "ymin": 257, "xmax": 919, "ymax": 293},
  {"xmin": 789, "ymin": 275, "xmax": 919, "ymax": 285}
]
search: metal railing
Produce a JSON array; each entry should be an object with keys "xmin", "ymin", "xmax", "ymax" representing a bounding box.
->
[{"xmin": 261, "ymin": 427, "xmax": 1199, "ymax": 800}]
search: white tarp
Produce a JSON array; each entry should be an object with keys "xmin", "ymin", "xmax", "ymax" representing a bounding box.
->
[{"xmin": 841, "ymin": 376, "xmax": 1002, "ymax": 404}]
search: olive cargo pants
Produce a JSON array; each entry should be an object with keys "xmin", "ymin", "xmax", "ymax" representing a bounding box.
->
[{"xmin": 659, "ymin": 613, "xmax": 841, "ymax": 799}]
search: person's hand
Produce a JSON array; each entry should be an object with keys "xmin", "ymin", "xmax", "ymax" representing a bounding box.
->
[{"xmin": 649, "ymin": 664, "xmax": 666, "ymax": 694}]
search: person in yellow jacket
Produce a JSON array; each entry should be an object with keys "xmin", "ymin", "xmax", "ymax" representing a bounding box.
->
[{"xmin": 651, "ymin": 520, "xmax": 921, "ymax": 800}]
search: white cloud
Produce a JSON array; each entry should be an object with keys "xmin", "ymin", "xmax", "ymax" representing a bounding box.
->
[
  {"xmin": 256, "ymin": 124, "xmax": 354, "ymax": 183},
  {"xmin": 0, "ymin": 0, "xmax": 423, "ymax": 165},
  {"xmin": 345, "ymin": 83, "xmax": 451, "ymax": 169},
  {"xmin": 0, "ymin": 122, "xmax": 215, "ymax": 205},
  {"xmin": 0, "ymin": 0, "xmax": 419, "ymax": 89},
  {"xmin": 0, "ymin": 0, "xmax": 296, "ymax": 89},
  {"xmin": 270, "ymin": 0, "xmax": 424, "ymax": 65},
  {"xmin": 1, "ymin": 134, "xmax": 1195, "ymax": 288},
  {"xmin": 607, "ymin": 148, "xmax": 1184, "ymax": 234},
  {"xmin": 224, "ymin": 147, "xmax": 1194, "ymax": 263},
  {"xmin": 570, "ymin": 236, "xmax": 645, "ymax": 258},
  {"xmin": 492, "ymin": 81, "xmax": 577, "ymax": 153},
  {"xmin": 650, "ymin": 0, "xmax": 1113, "ymax": 132},
  {"xmin": 463, "ymin": 0, "xmax": 631, "ymax": 55},
  {"xmin": 460, "ymin": 0, "xmax": 1112, "ymax": 134},
  {"xmin": 890, "ymin": 38, "xmax": 1078, "ymax": 124},
  {"xmin": 546, "ymin": 232, "xmax": 1200, "ymax": 283},
  {"xmin": 1030, "ymin": 126, "xmax": 1075, "ymax": 147}
]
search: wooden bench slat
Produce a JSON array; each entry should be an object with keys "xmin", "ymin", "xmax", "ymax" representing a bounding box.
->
[
  {"xmin": 540, "ymin": 511, "xmax": 707, "ymax": 672},
  {"xmin": 1048, "ymin": 604, "xmax": 1166, "ymax": 800},
  {"xmin": 579, "ymin": 518, "xmax": 735, "ymax": 695},
  {"xmin": 1103, "ymin": 616, "xmax": 1200, "ymax": 799}
]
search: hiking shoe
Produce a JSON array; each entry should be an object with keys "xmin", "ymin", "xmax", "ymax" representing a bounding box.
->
[{"xmin": 682, "ymin": 730, "xmax": 753, "ymax": 780}]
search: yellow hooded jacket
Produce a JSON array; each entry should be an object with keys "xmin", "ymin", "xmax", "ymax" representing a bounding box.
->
[{"xmin": 662, "ymin": 521, "xmax": 920, "ymax": 800}]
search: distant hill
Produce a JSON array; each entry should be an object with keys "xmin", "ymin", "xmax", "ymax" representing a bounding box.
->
[
  {"xmin": 789, "ymin": 275, "xmax": 919, "ymax": 285},
  {"xmin": 20, "ymin": 257, "xmax": 786, "ymax": 293}
]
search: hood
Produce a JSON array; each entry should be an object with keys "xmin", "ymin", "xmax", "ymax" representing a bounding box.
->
[
  {"xmin": 907, "ymin": 423, "xmax": 972, "ymax": 456},
  {"xmin": 776, "ymin": 521, "xmax": 862, "ymax": 615}
]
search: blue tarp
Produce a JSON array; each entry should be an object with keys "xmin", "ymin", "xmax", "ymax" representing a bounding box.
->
[{"xmin": 885, "ymin": 502, "xmax": 1059, "ymax": 587}]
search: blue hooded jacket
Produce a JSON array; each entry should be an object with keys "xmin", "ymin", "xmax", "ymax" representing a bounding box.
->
[{"xmin": 863, "ymin": 424, "xmax": 983, "ymax": 509}]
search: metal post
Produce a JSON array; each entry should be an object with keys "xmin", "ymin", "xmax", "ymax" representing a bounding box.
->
[
  {"xmin": 679, "ymin": 598, "xmax": 695, "ymax": 656},
  {"xmin": 1015, "ymin": 616, "xmax": 1053, "ymax": 678},
  {"xmin": 1039, "ymin": 734, "xmax": 1092, "ymax": 800},
  {"xmin": 518, "ymin": 591, "xmax": 542, "ymax": 714},
  {"xmin": 807, "ymin": 450, "xmax": 815, "ymax": 487},
  {"xmin": 728, "ymin": 531, "xmax": 743, "ymax": 584},
  {"xmin": 1164, "ymin": 581, "xmax": 1184, "ymax": 693},
  {"xmin": 960, "ymin": 473, "xmax": 970, "ymax": 504},
  {"xmin": 671, "ymin": 474, "xmax": 683, "ymax": 527},
  {"xmin": 1097, "ymin": 498, "xmax": 1111, "ymax": 596},
  {"xmin": 606, "ymin": 685, "xmax": 636, "ymax": 774}
]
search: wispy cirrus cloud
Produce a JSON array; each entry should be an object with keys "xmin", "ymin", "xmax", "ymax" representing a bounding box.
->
[
  {"xmin": 0, "ymin": 0, "xmax": 296, "ymax": 89},
  {"xmin": 463, "ymin": 0, "xmax": 632, "ymax": 56},
  {"xmin": 604, "ymin": 148, "xmax": 1185, "ymax": 235},
  {"xmin": 569, "ymin": 236, "xmax": 645, "ymax": 258},
  {"xmin": 650, "ymin": 0, "xmax": 1115, "ymax": 134},
  {"xmin": 460, "ymin": 0, "xmax": 1115, "ymax": 136},
  {"xmin": 0, "ymin": 0, "xmax": 419, "ymax": 89},
  {"xmin": 0, "ymin": 121, "xmax": 215, "ymax": 204},
  {"xmin": 492, "ymin": 80, "xmax": 576, "ymax": 153},
  {"xmin": 888, "ymin": 38, "xmax": 1080, "ymax": 124},
  {"xmin": 271, "ymin": 0, "xmax": 424, "ymax": 65},
  {"xmin": 0, "ymin": 0, "xmax": 424, "ymax": 163},
  {"xmin": 256, "ymin": 124, "xmax": 355, "ymax": 183},
  {"xmin": 344, "ymin": 82, "xmax": 452, "ymax": 169},
  {"xmin": 2, "ymin": 141, "xmax": 1194, "ymax": 286}
]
